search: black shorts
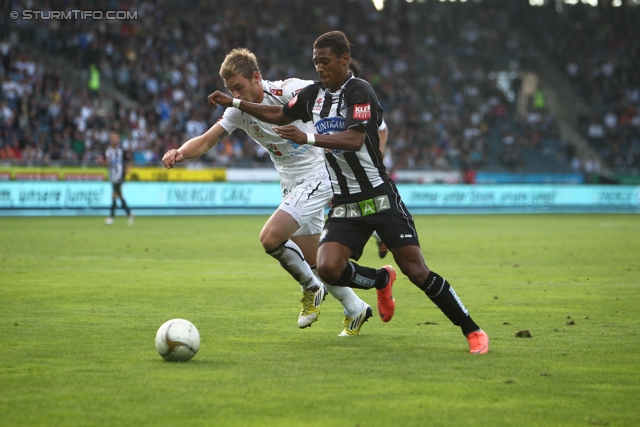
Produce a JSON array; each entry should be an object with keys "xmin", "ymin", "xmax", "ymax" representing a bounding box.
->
[
  {"xmin": 112, "ymin": 181, "xmax": 123, "ymax": 193},
  {"xmin": 320, "ymin": 180, "xmax": 420, "ymax": 260}
]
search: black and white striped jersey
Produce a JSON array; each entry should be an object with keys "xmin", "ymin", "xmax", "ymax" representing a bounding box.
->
[
  {"xmin": 104, "ymin": 146, "xmax": 128, "ymax": 183},
  {"xmin": 282, "ymin": 75, "xmax": 388, "ymax": 199}
]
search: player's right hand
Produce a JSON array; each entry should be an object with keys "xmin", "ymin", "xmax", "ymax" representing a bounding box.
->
[{"xmin": 162, "ymin": 149, "xmax": 183, "ymax": 169}]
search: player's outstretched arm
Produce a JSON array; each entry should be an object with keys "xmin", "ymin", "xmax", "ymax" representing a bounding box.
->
[
  {"xmin": 273, "ymin": 126, "xmax": 365, "ymax": 151},
  {"xmin": 162, "ymin": 123, "xmax": 227, "ymax": 169},
  {"xmin": 207, "ymin": 91, "xmax": 293, "ymax": 126}
]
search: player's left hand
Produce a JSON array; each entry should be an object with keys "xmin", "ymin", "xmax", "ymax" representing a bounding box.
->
[
  {"xmin": 208, "ymin": 91, "xmax": 233, "ymax": 108},
  {"xmin": 162, "ymin": 149, "xmax": 183, "ymax": 169},
  {"xmin": 272, "ymin": 125, "xmax": 307, "ymax": 145}
]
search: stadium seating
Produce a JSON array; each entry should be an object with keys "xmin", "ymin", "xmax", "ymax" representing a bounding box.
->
[{"xmin": 1, "ymin": 0, "xmax": 637, "ymax": 176}]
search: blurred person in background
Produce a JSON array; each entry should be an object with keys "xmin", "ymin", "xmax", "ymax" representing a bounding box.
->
[{"xmin": 103, "ymin": 132, "xmax": 133, "ymax": 226}]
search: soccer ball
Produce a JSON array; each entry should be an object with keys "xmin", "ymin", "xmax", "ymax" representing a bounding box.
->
[{"xmin": 155, "ymin": 318, "xmax": 200, "ymax": 362}]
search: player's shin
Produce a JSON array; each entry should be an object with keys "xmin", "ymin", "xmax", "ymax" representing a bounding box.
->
[
  {"xmin": 266, "ymin": 240, "xmax": 321, "ymax": 291},
  {"xmin": 420, "ymin": 271, "xmax": 480, "ymax": 335},
  {"xmin": 121, "ymin": 198, "xmax": 131, "ymax": 215},
  {"xmin": 331, "ymin": 261, "xmax": 389, "ymax": 290},
  {"xmin": 312, "ymin": 265, "xmax": 364, "ymax": 318}
]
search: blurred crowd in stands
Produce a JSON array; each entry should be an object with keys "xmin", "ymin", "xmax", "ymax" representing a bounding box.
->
[
  {"xmin": 0, "ymin": 0, "xmax": 638, "ymax": 175},
  {"xmin": 533, "ymin": 2, "xmax": 640, "ymax": 173}
]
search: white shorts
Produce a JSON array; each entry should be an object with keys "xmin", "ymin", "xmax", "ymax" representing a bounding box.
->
[{"xmin": 278, "ymin": 170, "xmax": 332, "ymax": 237}]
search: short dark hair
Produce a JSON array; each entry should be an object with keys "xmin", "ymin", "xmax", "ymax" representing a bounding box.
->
[
  {"xmin": 349, "ymin": 59, "xmax": 363, "ymax": 77},
  {"xmin": 313, "ymin": 31, "xmax": 351, "ymax": 57}
]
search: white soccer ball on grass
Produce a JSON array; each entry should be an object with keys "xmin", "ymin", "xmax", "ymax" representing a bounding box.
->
[{"xmin": 155, "ymin": 318, "xmax": 200, "ymax": 362}]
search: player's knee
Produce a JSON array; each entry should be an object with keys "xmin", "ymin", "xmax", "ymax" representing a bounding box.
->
[
  {"xmin": 259, "ymin": 230, "xmax": 273, "ymax": 251},
  {"xmin": 397, "ymin": 262, "xmax": 430, "ymax": 288},
  {"xmin": 259, "ymin": 228, "xmax": 280, "ymax": 252},
  {"xmin": 316, "ymin": 259, "xmax": 342, "ymax": 285}
]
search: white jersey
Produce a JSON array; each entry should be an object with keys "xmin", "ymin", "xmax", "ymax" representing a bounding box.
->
[{"xmin": 217, "ymin": 79, "xmax": 327, "ymax": 187}]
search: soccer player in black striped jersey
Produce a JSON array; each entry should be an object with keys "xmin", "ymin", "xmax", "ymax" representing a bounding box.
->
[
  {"xmin": 207, "ymin": 31, "xmax": 489, "ymax": 354},
  {"xmin": 349, "ymin": 59, "xmax": 389, "ymax": 259},
  {"xmin": 103, "ymin": 132, "xmax": 133, "ymax": 226},
  {"xmin": 163, "ymin": 48, "xmax": 373, "ymax": 336}
]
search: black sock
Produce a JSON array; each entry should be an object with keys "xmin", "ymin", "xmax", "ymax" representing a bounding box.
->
[
  {"xmin": 110, "ymin": 199, "xmax": 116, "ymax": 217},
  {"xmin": 420, "ymin": 271, "xmax": 479, "ymax": 335},
  {"xmin": 120, "ymin": 198, "xmax": 131, "ymax": 216},
  {"xmin": 332, "ymin": 262, "xmax": 388, "ymax": 290}
]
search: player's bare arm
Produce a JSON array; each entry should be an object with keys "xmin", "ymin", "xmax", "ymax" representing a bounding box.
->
[
  {"xmin": 379, "ymin": 125, "xmax": 388, "ymax": 159},
  {"xmin": 207, "ymin": 90, "xmax": 293, "ymax": 126},
  {"xmin": 162, "ymin": 123, "xmax": 228, "ymax": 169},
  {"xmin": 273, "ymin": 125, "xmax": 365, "ymax": 151}
]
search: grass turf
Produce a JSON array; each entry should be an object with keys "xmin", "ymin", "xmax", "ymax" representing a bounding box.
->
[{"xmin": 0, "ymin": 214, "xmax": 638, "ymax": 427}]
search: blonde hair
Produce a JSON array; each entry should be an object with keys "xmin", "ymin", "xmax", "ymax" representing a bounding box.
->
[{"xmin": 219, "ymin": 48, "xmax": 261, "ymax": 81}]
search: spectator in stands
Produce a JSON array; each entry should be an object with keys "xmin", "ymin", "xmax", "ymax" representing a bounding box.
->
[
  {"xmin": 0, "ymin": 100, "xmax": 14, "ymax": 125},
  {"xmin": 587, "ymin": 117, "xmax": 606, "ymax": 149},
  {"xmin": 87, "ymin": 64, "xmax": 100, "ymax": 99},
  {"xmin": 10, "ymin": 0, "xmax": 636, "ymax": 173},
  {"xmin": 532, "ymin": 2, "xmax": 639, "ymax": 172},
  {"xmin": 7, "ymin": 136, "xmax": 22, "ymax": 160}
]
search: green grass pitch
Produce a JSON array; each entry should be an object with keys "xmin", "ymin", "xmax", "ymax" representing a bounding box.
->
[{"xmin": 1, "ymin": 214, "xmax": 639, "ymax": 427}]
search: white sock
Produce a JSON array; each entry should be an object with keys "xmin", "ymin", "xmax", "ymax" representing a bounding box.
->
[
  {"xmin": 311, "ymin": 266, "xmax": 365, "ymax": 317},
  {"xmin": 373, "ymin": 231, "xmax": 383, "ymax": 244},
  {"xmin": 267, "ymin": 240, "xmax": 320, "ymax": 291},
  {"xmin": 326, "ymin": 284, "xmax": 366, "ymax": 318}
]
